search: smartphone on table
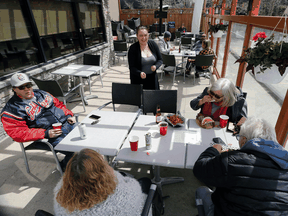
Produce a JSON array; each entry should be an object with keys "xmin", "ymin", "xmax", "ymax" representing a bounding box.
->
[
  {"xmin": 212, "ymin": 137, "xmax": 226, "ymax": 146},
  {"xmin": 89, "ymin": 114, "xmax": 101, "ymax": 125}
]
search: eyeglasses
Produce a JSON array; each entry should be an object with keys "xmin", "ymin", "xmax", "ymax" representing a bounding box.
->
[
  {"xmin": 18, "ymin": 83, "xmax": 33, "ymax": 90},
  {"xmin": 235, "ymin": 134, "xmax": 244, "ymax": 141},
  {"xmin": 209, "ymin": 90, "xmax": 223, "ymax": 99}
]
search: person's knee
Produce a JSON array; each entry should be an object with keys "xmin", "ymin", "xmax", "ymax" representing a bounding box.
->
[{"xmin": 195, "ymin": 186, "xmax": 213, "ymax": 199}]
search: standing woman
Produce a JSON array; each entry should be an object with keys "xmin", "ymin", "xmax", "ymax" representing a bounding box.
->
[{"xmin": 128, "ymin": 26, "xmax": 163, "ymax": 90}]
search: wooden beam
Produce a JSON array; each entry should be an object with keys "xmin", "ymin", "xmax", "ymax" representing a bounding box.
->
[
  {"xmin": 221, "ymin": 22, "xmax": 233, "ymax": 78},
  {"xmin": 275, "ymin": 90, "xmax": 288, "ymax": 147}
]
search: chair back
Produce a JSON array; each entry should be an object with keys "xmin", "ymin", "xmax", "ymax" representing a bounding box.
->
[
  {"xmin": 113, "ymin": 41, "xmax": 128, "ymax": 52},
  {"xmin": 31, "ymin": 77, "xmax": 64, "ymax": 97},
  {"xmin": 112, "ymin": 83, "xmax": 143, "ymax": 111},
  {"xmin": 181, "ymin": 37, "xmax": 191, "ymax": 45},
  {"xmin": 195, "ymin": 55, "xmax": 214, "ymax": 67},
  {"xmin": 175, "ymin": 31, "xmax": 181, "ymax": 38},
  {"xmin": 83, "ymin": 53, "xmax": 100, "ymax": 66},
  {"xmin": 161, "ymin": 53, "xmax": 176, "ymax": 67},
  {"xmin": 142, "ymin": 90, "xmax": 177, "ymax": 114}
]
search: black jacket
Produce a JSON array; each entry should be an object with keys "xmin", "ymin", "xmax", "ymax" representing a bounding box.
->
[
  {"xmin": 190, "ymin": 87, "xmax": 247, "ymax": 123},
  {"xmin": 193, "ymin": 138, "xmax": 288, "ymax": 216},
  {"xmin": 128, "ymin": 40, "xmax": 163, "ymax": 84}
]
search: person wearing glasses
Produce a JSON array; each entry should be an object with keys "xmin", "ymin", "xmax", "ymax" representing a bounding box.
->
[
  {"xmin": 193, "ymin": 117, "xmax": 288, "ymax": 216},
  {"xmin": 1, "ymin": 73, "xmax": 76, "ymax": 169},
  {"xmin": 190, "ymin": 78, "xmax": 247, "ymax": 128}
]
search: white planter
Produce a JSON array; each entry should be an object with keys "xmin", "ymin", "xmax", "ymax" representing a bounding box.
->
[
  {"xmin": 212, "ymin": 30, "xmax": 224, "ymax": 38},
  {"xmin": 254, "ymin": 64, "xmax": 288, "ymax": 84}
]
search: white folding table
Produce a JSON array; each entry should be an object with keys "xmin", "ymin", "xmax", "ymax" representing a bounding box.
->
[
  {"xmin": 54, "ymin": 110, "xmax": 139, "ymax": 157},
  {"xmin": 185, "ymin": 119, "xmax": 239, "ymax": 169},
  {"xmin": 51, "ymin": 64, "xmax": 103, "ymax": 105},
  {"xmin": 116, "ymin": 115, "xmax": 191, "ymax": 193}
]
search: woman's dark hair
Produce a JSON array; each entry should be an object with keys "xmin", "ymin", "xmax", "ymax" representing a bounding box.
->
[{"xmin": 136, "ymin": 26, "xmax": 148, "ymax": 35}]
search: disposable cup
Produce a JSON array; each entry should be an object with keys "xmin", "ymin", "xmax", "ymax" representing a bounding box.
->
[
  {"xmin": 158, "ymin": 122, "xmax": 168, "ymax": 136},
  {"xmin": 52, "ymin": 123, "xmax": 62, "ymax": 130},
  {"xmin": 219, "ymin": 115, "xmax": 229, "ymax": 128},
  {"xmin": 129, "ymin": 136, "xmax": 139, "ymax": 151}
]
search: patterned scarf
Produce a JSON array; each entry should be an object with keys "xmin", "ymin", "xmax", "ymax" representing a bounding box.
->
[{"xmin": 202, "ymin": 101, "xmax": 228, "ymax": 121}]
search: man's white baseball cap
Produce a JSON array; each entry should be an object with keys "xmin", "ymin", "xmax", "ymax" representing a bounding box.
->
[{"xmin": 10, "ymin": 73, "xmax": 31, "ymax": 87}]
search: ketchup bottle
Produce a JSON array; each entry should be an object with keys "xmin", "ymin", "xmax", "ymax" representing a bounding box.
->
[{"xmin": 156, "ymin": 105, "xmax": 161, "ymax": 124}]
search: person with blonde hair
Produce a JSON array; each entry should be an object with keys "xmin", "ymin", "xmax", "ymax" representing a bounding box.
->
[
  {"xmin": 54, "ymin": 149, "xmax": 151, "ymax": 216},
  {"xmin": 193, "ymin": 117, "xmax": 288, "ymax": 215},
  {"xmin": 190, "ymin": 78, "xmax": 247, "ymax": 127}
]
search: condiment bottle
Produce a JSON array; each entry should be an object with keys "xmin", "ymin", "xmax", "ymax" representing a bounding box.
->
[
  {"xmin": 156, "ymin": 105, "xmax": 161, "ymax": 124},
  {"xmin": 179, "ymin": 46, "xmax": 181, "ymax": 53}
]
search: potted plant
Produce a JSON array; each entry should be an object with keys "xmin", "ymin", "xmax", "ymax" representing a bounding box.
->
[
  {"xmin": 208, "ymin": 22, "xmax": 228, "ymax": 38},
  {"xmin": 235, "ymin": 32, "xmax": 288, "ymax": 84}
]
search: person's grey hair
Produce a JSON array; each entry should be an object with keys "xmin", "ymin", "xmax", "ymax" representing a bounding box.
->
[
  {"xmin": 239, "ymin": 116, "xmax": 277, "ymax": 142},
  {"xmin": 208, "ymin": 78, "xmax": 240, "ymax": 107}
]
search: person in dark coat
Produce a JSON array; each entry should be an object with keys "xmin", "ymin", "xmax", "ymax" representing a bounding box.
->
[
  {"xmin": 190, "ymin": 78, "xmax": 247, "ymax": 126},
  {"xmin": 128, "ymin": 26, "xmax": 163, "ymax": 90},
  {"xmin": 193, "ymin": 116, "xmax": 288, "ymax": 216}
]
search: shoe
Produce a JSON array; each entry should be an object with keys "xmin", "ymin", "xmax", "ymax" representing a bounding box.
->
[{"xmin": 195, "ymin": 73, "xmax": 200, "ymax": 78}]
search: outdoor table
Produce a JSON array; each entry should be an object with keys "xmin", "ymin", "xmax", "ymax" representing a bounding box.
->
[
  {"xmin": 116, "ymin": 115, "xmax": 189, "ymax": 193},
  {"xmin": 185, "ymin": 119, "xmax": 239, "ymax": 169},
  {"xmin": 51, "ymin": 64, "xmax": 103, "ymax": 105},
  {"xmin": 54, "ymin": 110, "xmax": 139, "ymax": 157}
]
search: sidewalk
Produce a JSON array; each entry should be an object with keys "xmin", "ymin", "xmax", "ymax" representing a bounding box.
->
[{"xmin": 0, "ymin": 52, "xmax": 285, "ymax": 216}]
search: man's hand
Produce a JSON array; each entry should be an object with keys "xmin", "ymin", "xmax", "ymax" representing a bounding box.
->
[
  {"xmin": 213, "ymin": 144, "xmax": 223, "ymax": 153},
  {"xmin": 67, "ymin": 116, "xmax": 76, "ymax": 124},
  {"xmin": 237, "ymin": 116, "xmax": 246, "ymax": 126},
  {"xmin": 141, "ymin": 72, "xmax": 146, "ymax": 79},
  {"xmin": 49, "ymin": 129, "xmax": 62, "ymax": 138}
]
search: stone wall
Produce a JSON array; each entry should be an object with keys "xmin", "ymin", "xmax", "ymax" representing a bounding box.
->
[{"xmin": 0, "ymin": 0, "xmax": 114, "ymax": 143}]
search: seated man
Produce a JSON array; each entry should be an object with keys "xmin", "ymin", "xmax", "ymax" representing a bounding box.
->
[
  {"xmin": 178, "ymin": 23, "xmax": 187, "ymax": 33},
  {"xmin": 1, "ymin": 73, "xmax": 76, "ymax": 169},
  {"xmin": 158, "ymin": 31, "xmax": 175, "ymax": 54},
  {"xmin": 193, "ymin": 116, "xmax": 288, "ymax": 215}
]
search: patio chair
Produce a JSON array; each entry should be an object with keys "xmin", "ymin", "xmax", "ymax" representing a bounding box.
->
[
  {"xmin": 161, "ymin": 53, "xmax": 185, "ymax": 84},
  {"xmin": 142, "ymin": 90, "xmax": 177, "ymax": 115},
  {"xmin": 19, "ymin": 139, "xmax": 63, "ymax": 176},
  {"xmin": 174, "ymin": 31, "xmax": 181, "ymax": 45},
  {"xmin": 180, "ymin": 37, "xmax": 192, "ymax": 50},
  {"xmin": 83, "ymin": 53, "xmax": 104, "ymax": 92},
  {"xmin": 194, "ymin": 54, "xmax": 214, "ymax": 84},
  {"xmin": 34, "ymin": 183, "xmax": 157, "ymax": 216},
  {"xmin": 99, "ymin": 83, "xmax": 143, "ymax": 112},
  {"xmin": 113, "ymin": 41, "xmax": 128, "ymax": 63},
  {"xmin": 31, "ymin": 77, "xmax": 86, "ymax": 112}
]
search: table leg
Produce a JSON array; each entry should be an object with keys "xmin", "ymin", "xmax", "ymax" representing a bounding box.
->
[
  {"xmin": 68, "ymin": 76, "xmax": 98, "ymax": 105},
  {"xmin": 152, "ymin": 165, "xmax": 184, "ymax": 188}
]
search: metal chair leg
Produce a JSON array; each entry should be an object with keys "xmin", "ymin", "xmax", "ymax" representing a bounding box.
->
[
  {"xmin": 79, "ymin": 83, "xmax": 86, "ymax": 112},
  {"xmin": 42, "ymin": 141, "xmax": 63, "ymax": 176},
  {"xmin": 19, "ymin": 142, "xmax": 30, "ymax": 173}
]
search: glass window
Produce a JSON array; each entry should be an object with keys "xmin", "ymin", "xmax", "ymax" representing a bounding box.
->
[
  {"xmin": 0, "ymin": 1, "xmax": 40, "ymax": 77},
  {"xmin": 259, "ymin": 0, "xmax": 288, "ymax": 16},
  {"xmin": 77, "ymin": 2, "xmax": 105, "ymax": 48},
  {"xmin": 30, "ymin": 0, "xmax": 79, "ymax": 61}
]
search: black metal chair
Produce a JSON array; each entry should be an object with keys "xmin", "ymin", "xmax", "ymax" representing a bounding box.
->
[
  {"xmin": 194, "ymin": 55, "xmax": 214, "ymax": 84},
  {"xmin": 180, "ymin": 37, "xmax": 192, "ymax": 50},
  {"xmin": 99, "ymin": 83, "xmax": 143, "ymax": 112},
  {"xmin": 31, "ymin": 77, "xmax": 86, "ymax": 112},
  {"xmin": 113, "ymin": 41, "xmax": 128, "ymax": 63},
  {"xmin": 161, "ymin": 53, "xmax": 185, "ymax": 84},
  {"xmin": 83, "ymin": 53, "xmax": 103, "ymax": 92},
  {"xmin": 142, "ymin": 90, "xmax": 177, "ymax": 115}
]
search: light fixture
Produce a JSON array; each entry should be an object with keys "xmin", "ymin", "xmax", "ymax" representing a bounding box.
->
[
  {"xmin": 138, "ymin": 10, "xmax": 140, "ymax": 15},
  {"xmin": 180, "ymin": 10, "xmax": 183, "ymax": 14}
]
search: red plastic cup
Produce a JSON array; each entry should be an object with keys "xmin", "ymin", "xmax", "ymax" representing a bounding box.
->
[
  {"xmin": 52, "ymin": 123, "xmax": 62, "ymax": 130},
  {"xmin": 219, "ymin": 115, "xmax": 229, "ymax": 128},
  {"xmin": 158, "ymin": 122, "xmax": 168, "ymax": 136},
  {"xmin": 129, "ymin": 136, "xmax": 139, "ymax": 151}
]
